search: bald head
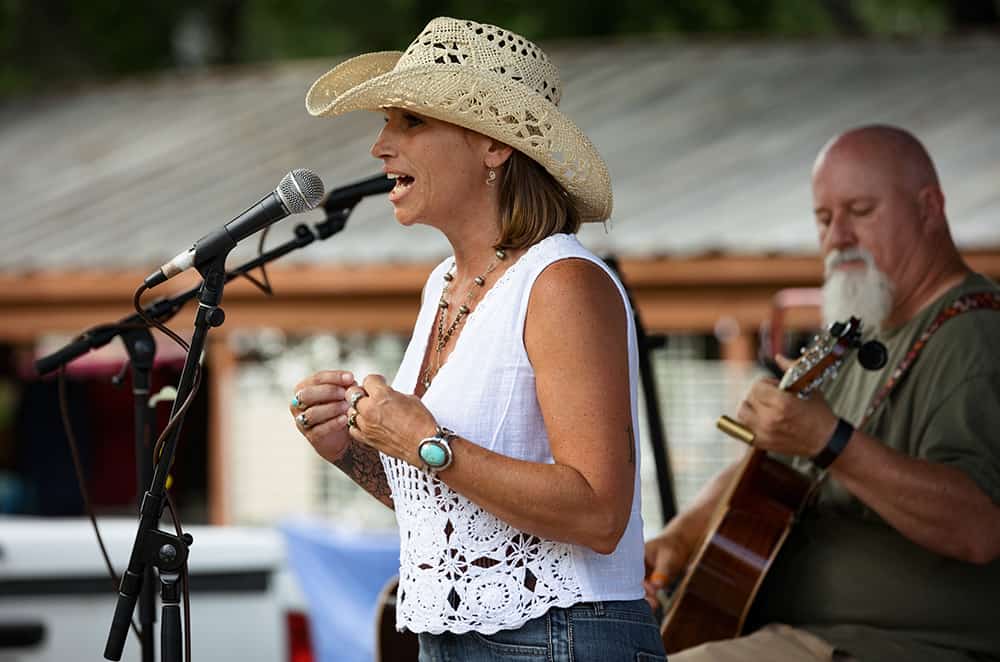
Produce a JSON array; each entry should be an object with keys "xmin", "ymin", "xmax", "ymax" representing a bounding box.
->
[{"xmin": 814, "ymin": 125, "xmax": 940, "ymax": 197}]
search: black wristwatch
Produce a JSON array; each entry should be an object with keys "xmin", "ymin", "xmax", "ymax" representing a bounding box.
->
[
  {"xmin": 812, "ymin": 418, "xmax": 854, "ymax": 470},
  {"xmin": 417, "ymin": 426, "xmax": 456, "ymax": 475}
]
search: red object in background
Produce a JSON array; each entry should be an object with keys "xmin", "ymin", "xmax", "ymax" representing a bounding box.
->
[
  {"xmin": 765, "ymin": 287, "xmax": 823, "ymax": 358},
  {"xmin": 286, "ymin": 611, "xmax": 315, "ymax": 662},
  {"xmin": 16, "ymin": 336, "xmax": 204, "ymax": 515},
  {"xmin": 86, "ymin": 377, "xmax": 139, "ymax": 507}
]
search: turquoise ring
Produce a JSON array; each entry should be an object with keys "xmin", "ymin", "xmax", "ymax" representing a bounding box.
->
[{"xmin": 291, "ymin": 391, "xmax": 304, "ymax": 409}]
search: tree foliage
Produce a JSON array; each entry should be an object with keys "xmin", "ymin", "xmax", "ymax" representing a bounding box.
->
[{"xmin": 1, "ymin": 0, "xmax": 996, "ymax": 99}]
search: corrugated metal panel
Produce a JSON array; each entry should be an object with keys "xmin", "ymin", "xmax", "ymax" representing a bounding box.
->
[{"xmin": 1, "ymin": 38, "xmax": 998, "ymax": 273}]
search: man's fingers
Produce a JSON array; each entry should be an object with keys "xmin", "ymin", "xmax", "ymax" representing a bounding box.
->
[
  {"xmin": 774, "ymin": 354, "xmax": 794, "ymax": 371},
  {"xmin": 736, "ymin": 398, "xmax": 757, "ymax": 427},
  {"xmin": 648, "ymin": 570, "xmax": 670, "ymax": 589},
  {"xmin": 644, "ymin": 544, "xmax": 675, "ymax": 588},
  {"xmin": 748, "ymin": 378, "xmax": 781, "ymax": 401}
]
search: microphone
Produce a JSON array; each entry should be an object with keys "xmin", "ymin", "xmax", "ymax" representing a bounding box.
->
[
  {"xmin": 144, "ymin": 169, "xmax": 325, "ymax": 287},
  {"xmin": 321, "ymin": 174, "xmax": 394, "ymax": 212}
]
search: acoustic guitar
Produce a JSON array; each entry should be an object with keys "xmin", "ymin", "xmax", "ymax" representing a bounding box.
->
[{"xmin": 659, "ymin": 317, "xmax": 863, "ymax": 654}]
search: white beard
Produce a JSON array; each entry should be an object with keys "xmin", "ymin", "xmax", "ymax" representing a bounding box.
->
[{"xmin": 821, "ymin": 248, "xmax": 894, "ymax": 333}]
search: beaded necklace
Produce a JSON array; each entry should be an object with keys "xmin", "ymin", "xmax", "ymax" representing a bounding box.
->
[{"xmin": 422, "ymin": 248, "xmax": 507, "ymax": 389}]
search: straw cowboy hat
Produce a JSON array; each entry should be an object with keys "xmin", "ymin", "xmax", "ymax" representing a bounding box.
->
[{"xmin": 306, "ymin": 16, "xmax": 612, "ymax": 222}]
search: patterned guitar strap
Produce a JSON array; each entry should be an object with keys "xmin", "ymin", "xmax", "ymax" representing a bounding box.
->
[
  {"xmin": 859, "ymin": 291, "xmax": 1000, "ymax": 427},
  {"xmin": 806, "ymin": 291, "xmax": 1000, "ymax": 500}
]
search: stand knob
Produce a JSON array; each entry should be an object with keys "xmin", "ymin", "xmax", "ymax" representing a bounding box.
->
[
  {"xmin": 207, "ymin": 307, "xmax": 226, "ymax": 327},
  {"xmin": 158, "ymin": 544, "xmax": 178, "ymax": 564}
]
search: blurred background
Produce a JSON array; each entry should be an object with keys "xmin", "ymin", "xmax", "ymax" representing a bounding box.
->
[
  {"xmin": 3, "ymin": 0, "xmax": 1000, "ymax": 98},
  {"xmin": 1, "ymin": 2, "xmax": 998, "ymax": 661}
]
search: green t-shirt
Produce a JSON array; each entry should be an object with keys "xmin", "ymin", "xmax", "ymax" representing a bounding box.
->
[{"xmin": 749, "ymin": 273, "xmax": 1000, "ymax": 662}]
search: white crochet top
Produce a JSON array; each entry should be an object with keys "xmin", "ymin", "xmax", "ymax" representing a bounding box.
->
[{"xmin": 384, "ymin": 233, "xmax": 645, "ymax": 635}]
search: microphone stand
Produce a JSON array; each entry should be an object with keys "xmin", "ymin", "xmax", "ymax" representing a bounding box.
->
[
  {"xmin": 33, "ymin": 174, "xmax": 391, "ymax": 662},
  {"xmin": 123, "ymin": 327, "xmax": 157, "ymax": 662},
  {"xmin": 38, "ymin": 313, "xmax": 180, "ymax": 662},
  {"xmin": 104, "ymin": 253, "xmax": 229, "ymax": 662},
  {"xmin": 98, "ymin": 176, "xmax": 388, "ymax": 661}
]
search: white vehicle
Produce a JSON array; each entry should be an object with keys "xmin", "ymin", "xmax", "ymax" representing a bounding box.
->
[{"xmin": 0, "ymin": 517, "xmax": 313, "ymax": 662}]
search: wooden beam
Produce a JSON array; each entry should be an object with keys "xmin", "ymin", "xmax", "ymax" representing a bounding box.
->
[{"xmin": 2, "ymin": 250, "xmax": 998, "ymax": 340}]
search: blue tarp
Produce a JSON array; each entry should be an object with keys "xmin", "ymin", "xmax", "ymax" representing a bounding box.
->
[{"xmin": 281, "ymin": 520, "xmax": 400, "ymax": 662}]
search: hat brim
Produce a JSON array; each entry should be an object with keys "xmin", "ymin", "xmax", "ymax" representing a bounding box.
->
[{"xmin": 306, "ymin": 52, "xmax": 612, "ymax": 223}]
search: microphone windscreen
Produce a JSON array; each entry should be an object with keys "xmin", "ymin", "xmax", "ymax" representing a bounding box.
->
[{"xmin": 278, "ymin": 169, "xmax": 325, "ymax": 213}]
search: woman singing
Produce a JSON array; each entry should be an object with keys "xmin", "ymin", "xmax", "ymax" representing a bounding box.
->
[{"xmin": 290, "ymin": 16, "xmax": 665, "ymax": 661}]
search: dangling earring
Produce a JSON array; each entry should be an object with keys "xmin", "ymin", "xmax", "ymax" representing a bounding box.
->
[{"xmin": 486, "ymin": 168, "xmax": 497, "ymax": 186}]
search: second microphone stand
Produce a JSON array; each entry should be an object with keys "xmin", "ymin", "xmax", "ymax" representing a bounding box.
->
[{"xmin": 98, "ymin": 176, "xmax": 390, "ymax": 661}]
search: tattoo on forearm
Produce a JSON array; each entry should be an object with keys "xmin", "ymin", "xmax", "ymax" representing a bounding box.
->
[
  {"xmin": 335, "ymin": 441, "xmax": 394, "ymax": 509},
  {"xmin": 627, "ymin": 423, "xmax": 636, "ymax": 465}
]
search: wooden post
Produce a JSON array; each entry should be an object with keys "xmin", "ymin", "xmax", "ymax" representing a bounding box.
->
[
  {"xmin": 715, "ymin": 316, "xmax": 756, "ymax": 364},
  {"xmin": 206, "ymin": 333, "xmax": 235, "ymax": 525}
]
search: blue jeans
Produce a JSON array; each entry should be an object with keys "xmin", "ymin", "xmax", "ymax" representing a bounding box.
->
[{"xmin": 417, "ymin": 599, "xmax": 667, "ymax": 661}]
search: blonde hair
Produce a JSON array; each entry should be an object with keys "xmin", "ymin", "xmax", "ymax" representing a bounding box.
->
[{"xmin": 495, "ymin": 150, "xmax": 581, "ymax": 250}]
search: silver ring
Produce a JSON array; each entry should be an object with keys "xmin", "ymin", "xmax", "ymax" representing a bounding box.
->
[
  {"xmin": 295, "ymin": 412, "xmax": 310, "ymax": 428},
  {"xmin": 349, "ymin": 389, "xmax": 366, "ymax": 408},
  {"xmin": 347, "ymin": 412, "xmax": 358, "ymax": 429}
]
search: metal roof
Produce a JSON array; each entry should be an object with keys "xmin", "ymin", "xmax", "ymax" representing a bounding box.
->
[{"xmin": 1, "ymin": 37, "xmax": 998, "ymax": 273}]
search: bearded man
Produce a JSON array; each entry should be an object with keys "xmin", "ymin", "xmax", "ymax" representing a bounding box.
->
[{"xmin": 644, "ymin": 125, "xmax": 1000, "ymax": 662}]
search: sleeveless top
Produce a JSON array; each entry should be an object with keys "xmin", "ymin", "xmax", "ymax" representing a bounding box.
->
[{"xmin": 383, "ymin": 233, "xmax": 646, "ymax": 635}]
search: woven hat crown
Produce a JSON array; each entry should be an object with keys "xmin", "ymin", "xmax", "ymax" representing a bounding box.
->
[
  {"xmin": 398, "ymin": 18, "xmax": 563, "ymax": 106},
  {"xmin": 306, "ymin": 17, "xmax": 613, "ymax": 222}
]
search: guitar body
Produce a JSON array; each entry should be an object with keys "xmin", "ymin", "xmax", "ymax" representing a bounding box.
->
[
  {"xmin": 659, "ymin": 317, "xmax": 863, "ymax": 653},
  {"xmin": 660, "ymin": 448, "xmax": 813, "ymax": 654},
  {"xmin": 374, "ymin": 575, "xmax": 420, "ymax": 662}
]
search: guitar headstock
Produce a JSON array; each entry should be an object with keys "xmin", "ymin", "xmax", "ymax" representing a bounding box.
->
[{"xmin": 778, "ymin": 317, "xmax": 862, "ymax": 397}]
